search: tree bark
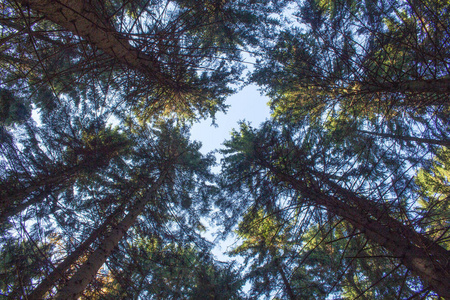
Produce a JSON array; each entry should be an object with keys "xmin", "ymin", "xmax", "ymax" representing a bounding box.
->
[
  {"xmin": 54, "ymin": 171, "xmax": 167, "ymax": 299},
  {"xmin": 0, "ymin": 160, "xmax": 91, "ymax": 224},
  {"xmin": 19, "ymin": 0, "xmax": 176, "ymax": 87},
  {"xmin": 1, "ymin": 142, "xmax": 124, "ymax": 223},
  {"xmin": 0, "ymin": 168, "xmax": 76, "ymax": 224},
  {"xmin": 356, "ymin": 78, "xmax": 450, "ymax": 96},
  {"xmin": 27, "ymin": 200, "xmax": 129, "ymax": 299},
  {"xmin": 357, "ymin": 129, "xmax": 450, "ymax": 147},
  {"xmin": 259, "ymin": 161, "xmax": 450, "ymax": 298}
]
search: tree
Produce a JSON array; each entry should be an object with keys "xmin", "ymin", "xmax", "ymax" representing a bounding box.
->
[
  {"xmin": 232, "ymin": 3, "xmax": 450, "ymax": 296},
  {"xmin": 106, "ymin": 238, "xmax": 244, "ymax": 299},
  {"xmin": 4, "ymin": 0, "xmax": 287, "ymax": 121},
  {"xmin": 219, "ymin": 121, "xmax": 450, "ymax": 298},
  {"xmin": 0, "ymin": 113, "xmax": 130, "ymax": 225},
  {"xmin": 26, "ymin": 200, "xmax": 129, "ymax": 299},
  {"xmin": 415, "ymin": 147, "xmax": 450, "ymax": 250},
  {"xmin": 252, "ymin": 0, "xmax": 450, "ymax": 114},
  {"xmin": 230, "ymin": 209, "xmax": 297, "ymax": 299},
  {"xmin": 17, "ymin": 121, "xmax": 220, "ymax": 299},
  {"xmin": 251, "ymin": 0, "xmax": 450, "ymax": 156},
  {"xmin": 54, "ymin": 175, "xmax": 165, "ymax": 299}
]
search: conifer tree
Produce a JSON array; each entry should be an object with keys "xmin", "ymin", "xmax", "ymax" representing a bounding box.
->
[
  {"xmin": 1, "ymin": 0, "xmax": 449, "ymax": 298},
  {"xmin": 219, "ymin": 121, "xmax": 450, "ymax": 298}
]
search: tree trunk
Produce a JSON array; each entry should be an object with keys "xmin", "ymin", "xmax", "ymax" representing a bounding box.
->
[
  {"xmin": 0, "ymin": 160, "xmax": 92, "ymax": 223},
  {"xmin": 54, "ymin": 171, "xmax": 167, "ymax": 299},
  {"xmin": 261, "ymin": 162, "xmax": 450, "ymax": 298},
  {"xmin": 27, "ymin": 199, "xmax": 130, "ymax": 299},
  {"xmin": 1, "ymin": 143, "xmax": 123, "ymax": 223},
  {"xmin": 357, "ymin": 78, "xmax": 450, "ymax": 96},
  {"xmin": 0, "ymin": 168, "xmax": 76, "ymax": 223},
  {"xmin": 357, "ymin": 129, "xmax": 450, "ymax": 147},
  {"xmin": 19, "ymin": 0, "xmax": 176, "ymax": 88},
  {"xmin": 311, "ymin": 170, "xmax": 450, "ymax": 260}
]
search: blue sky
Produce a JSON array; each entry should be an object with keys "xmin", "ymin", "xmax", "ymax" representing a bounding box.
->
[
  {"xmin": 192, "ymin": 84, "xmax": 270, "ymax": 264},
  {"xmin": 191, "ymin": 84, "xmax": 271, "ymax": 156}
]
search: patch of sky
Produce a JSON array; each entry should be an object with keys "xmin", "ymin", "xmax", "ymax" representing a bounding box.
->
[
  {"xmin": 191, "ymin": 84, "xmax": 270, "ymax": 157},
  {"xmin": 192, "ymin": 83, "xmax": 270, "ymax": 294}
]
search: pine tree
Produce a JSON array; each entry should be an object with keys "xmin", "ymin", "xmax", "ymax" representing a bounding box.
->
[
  {"xmin": 0, "ymin": 111, "xmax": 130, "ymax": 225},
  {"xmin": 18, "ymin": 121, "xmax": 221, "ymax": 299},
  {"xmin": 5, "ymin": 0, "xmax": 287, "ymax": 120},
  {"xmin": 2, "ymin": 0, "xmax": 449, "ymax": 298},
  {"xmin": 219, "ymin": 121, "xmax": 450, "ymax": 298},
  {"xmin": 230, "ymin": 209, "xmax": 297, "ymax": 299}
]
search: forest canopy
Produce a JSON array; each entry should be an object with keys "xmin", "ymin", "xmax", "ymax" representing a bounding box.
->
[{"xmin": 0, "ymin": 0, "xmax": 449, "ymax": 299}]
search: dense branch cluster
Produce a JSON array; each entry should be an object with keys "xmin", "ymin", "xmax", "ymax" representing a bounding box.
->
[{"xmin": 0, "ymin": 0, "xmax": 449, "ymax": 299}]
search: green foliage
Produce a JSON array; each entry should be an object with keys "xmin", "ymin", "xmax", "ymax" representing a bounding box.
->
[
  {"xmin": 232, "ymin": 209, "xmax": 289, "ymax": 256},
  {"xmin": 0, "ymin": 89, "xmax": 30, "ymax": 126},
  {"xmin": 104, "ymin": 238, "xmax": 244, "ymax": 299},
  {"xmin": 0, "ymin": 238, "xmax": 55, "ymax": 298},
  {"xmin": 230, "ymin": 209, "xmax": 297, "ymax": 299},
  {"xmin": 415, "ymin": 147, "xmax": 450, "ymax": 249},
  {"xmin": 0, "ymin": 0, "xmax": 449, "ymax": 298},
  {"xmin": 219, "ymin": 119, "xmax": 442, "ymax": 298}
]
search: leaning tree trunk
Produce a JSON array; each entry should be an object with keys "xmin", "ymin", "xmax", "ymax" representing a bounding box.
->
[
  {"xmin": 357, "ymin": 129, "xmax": 450, "ymax": 147},
  {"xmin": 19, "ymin": 0, "xmax": 176, "ymax": 88},
  {"xmin": 1, "ymin": 159, "xmax": 96, "ymax": 224},
  {"xmin": 344, "ymin": 77, "xmax": 450, "ymax": 108},
  {"xmin": 54, "ymin": 171, "xmax": 167, "ymax": 300},
  {"xmin": 0, "ymin": 164, "xmax": 79, "ymax": 224},
  {"xmin": 359, "ymin": 78, "xmax": 450, "ymax": 96},
  {"xmin": 27, "ymin": 197, "xmax": 131, "ymax": 299},
  {"xmin": 261, "ymin": 162, "xmax": 450, "ymax": 299},
  {"xmin": 1, "ymin": 142, "xmax": 125, "ymax": 223}
]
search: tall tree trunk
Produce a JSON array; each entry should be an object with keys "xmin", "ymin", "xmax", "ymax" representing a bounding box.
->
[
  {"xmin": 0, "ymin": 161, "xmax": 91, "ymax": 223},
  {"xmin": 0, "ymin": 168, "xmax": 76, "ymax": 223},
  {"xmin": 357, "ymin": 129, "xmax": 450, "ymax": 147},
  {"xmin": 356, "ymin": 78, "xmax": 450, "ymax": 96},
  {"xmin": 1, "ymin": 142, "xmax": 123, "ymax": 223},
  {"xmin": 260, "ymin": 161, "xmax": 450, "ymax": 298},
  {"xmin": 27, "ymin": 198, "xmax": 130, "ymax": 299},
  {"xmin": 311, "ymin": 170, "xmax": 449, "ymax": 260},
  {"xmin": 19, "ymin": 0, "xmax": 176, "ymax": 88},
  {"xmin": 54, "ymin": 171, "xmax": 167, "ymax": 299}
]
